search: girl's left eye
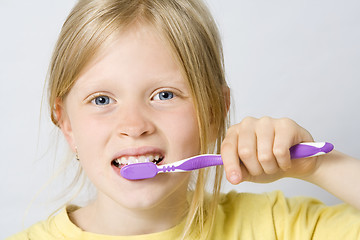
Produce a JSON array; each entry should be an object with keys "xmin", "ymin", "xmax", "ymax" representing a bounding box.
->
[
  {"xmin": 153, "ymin": 91, "xmax": 174, "ymax": 101},
  {"xmin": 91, "ymin": 95, "xmax": 113, "ymax": 105}
]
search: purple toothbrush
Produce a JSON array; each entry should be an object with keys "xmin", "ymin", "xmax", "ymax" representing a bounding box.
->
[{"xmin": 120, "ymin": 142, "xmax": 334, "ymax": 180}]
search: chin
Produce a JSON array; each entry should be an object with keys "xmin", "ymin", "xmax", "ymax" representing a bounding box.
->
[{"xmin": 109, "ymin": 173, "xmax": 190, "ymax": 211}]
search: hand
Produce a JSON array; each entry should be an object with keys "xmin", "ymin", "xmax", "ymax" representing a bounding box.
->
[{"xmin": 221, "ymin": 116, "xmax": 316, "ymax": 184}]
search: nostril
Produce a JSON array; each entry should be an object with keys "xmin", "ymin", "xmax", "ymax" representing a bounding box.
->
[
  {"xmin": 116, "ymin": 107, "xmax": 156, "ymax": 137},
  {"xmin": 119, "ymin": 130, "xmax": 150, "ymax": 138},
  {"xmin": 118, "ymin": 123, "xmax": 154, "ymax": 138}
]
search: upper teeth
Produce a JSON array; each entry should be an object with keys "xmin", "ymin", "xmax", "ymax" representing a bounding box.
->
[{"xmin": 115, "ymin": 154, "xmax": 161, "ymax": 165}]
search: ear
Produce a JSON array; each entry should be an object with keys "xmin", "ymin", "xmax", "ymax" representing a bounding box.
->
[
  {"xmin": 55, "ymin": 98, "xmax": 77, "ymax": 153},
  {"xmin": 223, "ymin": 85, "xmax": 230, "ymax": 114}
]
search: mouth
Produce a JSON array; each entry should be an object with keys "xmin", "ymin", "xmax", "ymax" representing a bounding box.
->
[{"xmin": 111, "ymin": 154, "xmax": 165, "ymax": 169}]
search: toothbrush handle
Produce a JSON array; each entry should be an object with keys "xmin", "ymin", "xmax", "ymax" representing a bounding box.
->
[
  {"xmin": 161, "ymin": 142, "xmax": 334, "ymax": 172},
  {"xmin": 160, "ymin": 155, "xmax": 223, "ymax": 172},
  {"xmin": 289, "ymin": 142, "xmax": 334, "ymax": 159}
]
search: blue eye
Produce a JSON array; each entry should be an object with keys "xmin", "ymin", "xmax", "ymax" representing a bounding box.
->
[
  {"xmin": 92, "ymin": 96, "xmax": 111, "ymax": 105},
  {"xmin": 154, "ymin": 91, "xmax": 174, "ymax": 101}
]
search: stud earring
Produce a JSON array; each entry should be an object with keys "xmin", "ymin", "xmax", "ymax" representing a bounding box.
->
[{"xmin": 75, "ymin": 147, "xmax": 80, "ymax": 161}]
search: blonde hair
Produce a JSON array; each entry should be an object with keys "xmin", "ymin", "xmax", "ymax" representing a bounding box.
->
[{"xmin": 48, "ymin": 0, "xmax": 229, "ymax": 238}]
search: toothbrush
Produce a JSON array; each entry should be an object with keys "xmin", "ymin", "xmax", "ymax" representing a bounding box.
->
[{"xmin": 120, "ymin": 142, "xmax": 334, "ymax": 180}]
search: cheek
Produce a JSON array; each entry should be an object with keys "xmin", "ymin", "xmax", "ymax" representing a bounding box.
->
[
  {"xmin": 162, "ymin": 106, "xmax": 200, "ymax": 152},
  {"xmin": 71, "ymin": 115, "xmax": 113, "ymax": 158},
  {"xmin": 73, "ymin": 118, "xmax": 114, "ymax": 179}
]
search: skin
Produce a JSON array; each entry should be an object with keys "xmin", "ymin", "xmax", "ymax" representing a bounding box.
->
[
  {"xmin": 222, "ymin": 116, "xmax": 360, "ymax": 210},
  {"xmin": 56, "ymin": 23, "xmax": 360, "ymax": 236},
  {"xmin": 57, "ymin": 24, "xmax": 200, "ymax": 235}
]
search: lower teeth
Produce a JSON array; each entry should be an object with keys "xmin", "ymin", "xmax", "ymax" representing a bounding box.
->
[{"xmin": 112, "ymin": 157, "xmax": 164, "ymax": 169}]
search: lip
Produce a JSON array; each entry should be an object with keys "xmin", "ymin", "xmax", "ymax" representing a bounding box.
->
[{"xmin": 111, "ymin": 146, "xmax": 165, "ymax": 161}]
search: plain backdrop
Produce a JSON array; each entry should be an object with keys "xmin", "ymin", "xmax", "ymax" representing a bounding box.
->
[{"xmin": 1, "ymin": 0, "xmax": 359, "ymax": 238}]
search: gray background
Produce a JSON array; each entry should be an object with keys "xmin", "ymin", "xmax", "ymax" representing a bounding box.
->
[{"xmin": 1, "ymin": 0, "xmax": 359, "ymax": 238}]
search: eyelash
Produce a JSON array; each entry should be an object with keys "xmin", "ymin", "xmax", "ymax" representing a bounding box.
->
[
  {"xmin": 86, "ymin": 90, "xmax": 178, "ymax": 106},
  {"xmin": 88, "ymin": 94, "xmax": 115, "ymax": 106},
  {"xmin": 152, "ymin": 91, "xmax": 175, "ymax": 101}
]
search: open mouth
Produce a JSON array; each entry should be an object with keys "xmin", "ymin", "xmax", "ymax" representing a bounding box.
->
[{"xmin": 111, "ymin": 154, "xmax": 165, "ymax": 169}]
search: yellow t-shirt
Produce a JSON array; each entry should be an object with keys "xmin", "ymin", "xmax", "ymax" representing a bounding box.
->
[{"xmin": 7, "ymin": 191, "xmax": 360, "ymax": 239}]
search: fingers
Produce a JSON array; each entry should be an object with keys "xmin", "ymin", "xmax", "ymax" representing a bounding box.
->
[
  {"xmin": 272, "ymin": 119, "xmax": 294, "ymax": 171},
  {"xmin": 237, "ymin": 131, "xmax": 262, "ymax": 176},
  {"xmin": 255, "ymin": 118, "xmax": 278, "ymax": 174},
  {"xmin": 221, "ymin": 128, "xmax": 243, "ymax": 184},
  {"xmin": 221, "ymin": 117, "xmax": 314, "ymax": 185}
]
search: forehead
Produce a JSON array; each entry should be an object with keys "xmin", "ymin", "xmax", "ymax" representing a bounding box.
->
[{"xmin": 72, "ymin": 23, "xmax": 187, "ymax": 90}]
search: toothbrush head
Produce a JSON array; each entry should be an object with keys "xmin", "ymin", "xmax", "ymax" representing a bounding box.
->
[{"xmin": 120, "ymin": 162, "xmax": 158, "ymax": 180}]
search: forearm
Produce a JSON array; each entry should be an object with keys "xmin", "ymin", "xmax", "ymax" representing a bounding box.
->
[{"xmin": 300, "ymin": 150, "xmax": 360, "ymax": 210}]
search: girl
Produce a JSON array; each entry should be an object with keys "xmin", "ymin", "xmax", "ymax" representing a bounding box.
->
[{"xmin": 8, "ymin": 0, "xmax": 360, "ymax": 239}]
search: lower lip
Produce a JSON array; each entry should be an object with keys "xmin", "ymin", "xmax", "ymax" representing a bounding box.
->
[{"xmin": 111, "ymin": 164, "xmax": 122, "ymax": 176}]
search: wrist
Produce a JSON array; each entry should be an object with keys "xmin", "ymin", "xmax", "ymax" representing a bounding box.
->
[
  {"xmin": 296, "ymin": 150, "xmax": 360, "ymax": 209},
  {"xmin": 296, "ymin": 153, "xmax": 328, "ymax": 183}
]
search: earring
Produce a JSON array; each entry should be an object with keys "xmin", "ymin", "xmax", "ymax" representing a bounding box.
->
[{"xmin": 75, "ymin": 147, "xmax": 80, "ymax": 161}]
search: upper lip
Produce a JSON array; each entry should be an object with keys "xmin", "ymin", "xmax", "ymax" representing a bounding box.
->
[{"xmin": 111, "ymin": 146, "xmax": 165, "ymax": 160}]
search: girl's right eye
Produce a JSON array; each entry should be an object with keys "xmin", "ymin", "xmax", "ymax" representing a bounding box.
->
[{"xmin": 91, "ymin": 95, "xmax": 113, "ymax": 105}]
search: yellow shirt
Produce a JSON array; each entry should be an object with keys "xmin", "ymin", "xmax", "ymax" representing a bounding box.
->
[{"xmin": 7, "ymin": 191, "xmax": 360, "ymax": 239}]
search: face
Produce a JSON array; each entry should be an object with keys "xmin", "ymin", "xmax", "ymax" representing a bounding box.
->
[{"xmin": 58, "ymin": 24, "xmax": 200, "ymax": 211}]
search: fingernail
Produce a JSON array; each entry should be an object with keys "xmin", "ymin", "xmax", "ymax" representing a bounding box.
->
[{"xmin": 229, "ymin": 172, "xmax": 241, "ymax": 184}]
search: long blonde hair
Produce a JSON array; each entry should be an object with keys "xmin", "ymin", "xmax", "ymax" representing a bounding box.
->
[{"xmin": 48, "ymin": 0, "xmax": 229, "ymax": 238}]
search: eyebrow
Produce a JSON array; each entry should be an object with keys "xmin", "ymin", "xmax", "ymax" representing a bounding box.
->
[{"xmin": 149, "ymin": 71, "xmax": 187, "ymax": 84}]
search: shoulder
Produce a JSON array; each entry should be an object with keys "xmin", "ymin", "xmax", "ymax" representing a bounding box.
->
[
  {"xmin": 217, "ymin": 191, "xmax": 360, "ymax": 239},
  {"xmin": 6, "ymin": 231, "xmax": 28, "ymax": 240},
  {"xmin": 218, "ymin": 190, "xmax": 284, "ymax": 212},
  {"xmin": 6, "ymin": 205, "xmax": 82, "ymax": 240},
  {"xmin": 208, "ymin": 191, "xmax": 285, "ymax": 239},
  {"xmin": 217, "ymin": 190, "xmax": 343, "ymax": 211},
  {"xmin": 6, "ymin": 220, "xmax": 53, "ymax": 240},
  {"xmin": 218, "ymin": 190, "xmax": 360, "ymax": 221},
  {"xmin": 217, "ymin": 191, "xmax": 281, "ymax": 223},
  {"xmin": 216, "ymin": 191, "xmax": 286, "ymax": 222}
]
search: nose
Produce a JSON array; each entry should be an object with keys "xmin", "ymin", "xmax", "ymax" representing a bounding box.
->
[{"xmin": 116, "ymin": 104, "xmax": 155, "ymax": 138}]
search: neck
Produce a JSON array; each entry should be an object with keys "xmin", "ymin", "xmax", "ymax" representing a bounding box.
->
[{"xmin": 69, "ymin": 186, "xmax": 189, "ymax": 236}]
